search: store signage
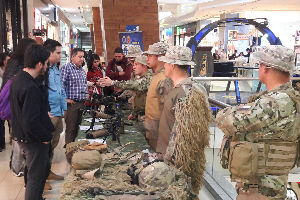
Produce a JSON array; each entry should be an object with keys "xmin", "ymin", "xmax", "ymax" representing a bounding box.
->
[
  {"xmin": 126, "ymin": 25, "xmax": 140, "ymax": 32},
  {"xmin": 119, "ymin": 31, "xmax": 143, "ymax": 55},
  {"xmin": 237, "ymin": 33, "xmax": 250, "ymax": 40},
  {"xmin": 34, "ymin": 8, "xmax": 42, "ymax": 30}
]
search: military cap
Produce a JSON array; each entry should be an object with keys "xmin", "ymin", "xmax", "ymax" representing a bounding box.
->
[
  {"xmin": 127, "ymin": 45, "xmax": 142, "ymax": 58},
  {"xmin": 158, "ymin": 45, "xmax": 195, "ymax": 66},
  {"xmin": 135, "ymin": 55, "xmax": 148, "ymax": 66},
  {"xmin": 251, "ymin": 45, "xmax": 295, "ymax": 74},
  {"xmin": 143, "ymin": 42, "xmax": 169, "ymax": 55},
  {"xmin": 139, "ymin": 162, "xmax": 175, "ymax": 188}
]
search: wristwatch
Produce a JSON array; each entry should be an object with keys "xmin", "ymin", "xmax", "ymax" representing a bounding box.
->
[{"xmin": 111, "ymin": 81, "xmax": 115, "ymax": 86}]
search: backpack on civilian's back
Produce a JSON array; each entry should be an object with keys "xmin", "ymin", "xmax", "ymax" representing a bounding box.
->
[
  {"xmin": 0, "ymin": 79, "xmax": 12, "ymax": 120},
  {"xmin": 0, "ymin": 79, "xmax": 25, "ymax": 176}
]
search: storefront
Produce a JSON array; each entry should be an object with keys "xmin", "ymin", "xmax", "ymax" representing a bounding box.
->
[
  {"xmin": 161, "ymin": 27, "xmax": 173, "ymax": 46},
  {"xmin": 60, "ymin": 20, "xmax": 71, "ymax": 65},
  {"xmin": 174, "ymin": 22, "xmax": 197, "ymax": 46},
  {"xmin": 33, "ymin": 8, "xmax": 60, "ymax": 42}
]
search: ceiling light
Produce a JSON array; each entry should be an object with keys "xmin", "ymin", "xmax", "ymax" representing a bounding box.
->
[
  {"xmin": 159, "ymin": 11, "xmax": 172, "ymax": 20},
  {"xmin": 86, "ymin": 5, "xmax": 89, "ymax": 8},
  {"xmin": 74, "ymin": 14, "xmax": 76, "ymax": 17}
]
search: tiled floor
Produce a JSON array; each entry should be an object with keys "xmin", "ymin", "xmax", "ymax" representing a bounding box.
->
[{"xmin": 0, "ymin": 121, "xmax": 70, "ymax": 200}]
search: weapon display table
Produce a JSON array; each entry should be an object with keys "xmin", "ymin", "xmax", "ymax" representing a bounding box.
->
[
  {"xmin": 60, "ymin": 110, "xmax": 193, "ymax": 200},
  {"xmin": 76, "ymin": 110, "xmax": 149, "ymax": 152}
]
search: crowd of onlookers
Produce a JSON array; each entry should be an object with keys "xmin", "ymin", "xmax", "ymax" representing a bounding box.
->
[{"xmin": 0, "ymin": 36, "xmax": 130, "ymax": 199}]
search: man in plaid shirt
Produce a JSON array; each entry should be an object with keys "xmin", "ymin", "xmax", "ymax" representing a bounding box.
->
[{"xmin": 60, "ymin": 48, "xmax": 87, "ymax": 146}]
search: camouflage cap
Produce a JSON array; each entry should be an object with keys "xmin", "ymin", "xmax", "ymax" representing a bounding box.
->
[
  {"xmin": 135, "ymin": 55, "xmax": 148, "ymax": 66},
  {"xmin": 158, "ymin": 45, "xmax": 195, "ymax": 66},
  {"xmin": 143, "ymin": 42, "xmax": 169, "ymax": 55},
  {"xmin": 127, "ymin": 45, "xmax": 142, "ymax": 58},
  {"xmin": 251, "ymin": 45, "xmax": 296, "ymax": 74}
]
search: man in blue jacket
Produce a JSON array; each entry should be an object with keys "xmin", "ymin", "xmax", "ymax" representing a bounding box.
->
[
  {"xmin": 10, "ymin": 44, "xmax": 54, "ymax": 200},
  {"xmin": 43, "ymin": 39, "xmax": 66, "ymax": 182}
]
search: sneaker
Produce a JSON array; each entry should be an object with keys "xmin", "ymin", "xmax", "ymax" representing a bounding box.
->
[
  {"xmin": 47, "ymin": 171, "xmax": 64, "ymax": 180},
  {"xmin": 13, "ymin": 171, "xmax": 24, "ymax": 177}
]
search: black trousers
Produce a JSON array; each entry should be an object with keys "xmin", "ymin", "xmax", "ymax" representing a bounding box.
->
[
  {"xmin": 0, "ymin": 119, "xmax": 4, "ymax": 148},
  {"xmin": 19, "ymin": 142, "xmax": 50, "ymax": 200}
]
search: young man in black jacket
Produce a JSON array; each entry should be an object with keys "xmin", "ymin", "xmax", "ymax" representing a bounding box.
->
[{"xmin": 10, "ymin": 44, "xmax": 54, "ymax": 200}]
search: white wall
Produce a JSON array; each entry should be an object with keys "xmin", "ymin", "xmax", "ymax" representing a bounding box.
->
[{"xmin": 245, "ymin": 11, "xmax": 300, "ymax": 49}]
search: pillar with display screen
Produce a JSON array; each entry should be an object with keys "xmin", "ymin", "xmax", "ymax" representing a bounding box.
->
[{"xmin": 192, "ymin": 46, "xmax": 214, "ymax": 77}]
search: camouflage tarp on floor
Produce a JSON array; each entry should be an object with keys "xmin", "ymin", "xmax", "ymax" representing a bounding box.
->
[{"xmin": 61, "ymin": 112, "xmax": 195, "ymax": 200}]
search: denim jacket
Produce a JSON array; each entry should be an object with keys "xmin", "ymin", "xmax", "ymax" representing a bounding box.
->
[{"xmin": 48, "ymin": 64, "xmax": 67, "ymax": 117}]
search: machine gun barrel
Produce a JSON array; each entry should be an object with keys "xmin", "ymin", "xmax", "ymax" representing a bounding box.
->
[{"xmin": 208, "ymin": 97, "xmax": 231, "ymax": 109}]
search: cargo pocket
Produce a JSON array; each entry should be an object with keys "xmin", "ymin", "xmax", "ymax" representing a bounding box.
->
[
  {"xmin": 229, "ymin": 142, "xmax": 258, "ymax": 179},
  {"xmin": 265, "ymin": 143, "xmax": 297, "ymax": 175}
]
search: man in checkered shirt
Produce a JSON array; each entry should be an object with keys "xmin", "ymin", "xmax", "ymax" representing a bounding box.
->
[{"xmin": 60, "ymin": 48, "xmax": 87, "ymax": 146}]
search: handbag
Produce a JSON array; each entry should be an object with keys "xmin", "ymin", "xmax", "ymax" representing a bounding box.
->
[{"xmin": 0, "ymin": 79, "xmax": 12, "ymax": 120}]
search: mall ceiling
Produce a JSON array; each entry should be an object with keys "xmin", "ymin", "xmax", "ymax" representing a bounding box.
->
[
  {"xmin": 159, "ymin": 0, "xmax": 300, "ymax": 27},
  {"xmin": 42, "ymin": 0, "xmax": 299, "ymax": 31}
]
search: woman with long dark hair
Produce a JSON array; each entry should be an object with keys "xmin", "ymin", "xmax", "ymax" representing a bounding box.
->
[
  {"xmin": 1, "ymin": 38, "xmax": 36, "ymax": 88},
  {"xmin": 87, "ymin": 53, "xmax": 104, "ymax": 95},
  {"xmin": 0, "ymin": 38, "xmax": 36, "ymax": 176}
]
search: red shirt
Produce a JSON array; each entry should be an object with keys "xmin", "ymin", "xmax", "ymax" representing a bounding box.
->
[{"xmin": 87, "ymin": 68, "xmax": 103, "ymax": 95}]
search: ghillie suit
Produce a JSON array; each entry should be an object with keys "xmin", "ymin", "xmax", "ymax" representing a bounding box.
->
[{"xmin": 165, "ymin": 85, "xmax": 213, "ymax": 195}]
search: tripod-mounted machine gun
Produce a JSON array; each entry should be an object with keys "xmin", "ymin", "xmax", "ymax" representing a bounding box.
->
[{"xmin": 82, "ymin": 90, "xmax": 132, "ymax": 146}]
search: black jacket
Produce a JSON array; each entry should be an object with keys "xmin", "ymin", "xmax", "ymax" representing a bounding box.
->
[{"xmin": 10, "ymin": 71, "xmax": 54, "ymax": 143}]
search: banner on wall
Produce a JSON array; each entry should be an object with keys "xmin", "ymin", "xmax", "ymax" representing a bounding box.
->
[
  {"xmin": 119, "ymin": 31, "xmax": 143, "ymax": 55},
  {"xmin": 237, "ymin": 33, "xmax": 250, "ymax": 40}
]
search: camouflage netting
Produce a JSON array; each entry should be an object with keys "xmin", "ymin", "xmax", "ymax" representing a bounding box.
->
[
  {"xmin": 61, "ymin": 144, "xmax": 195, "ymax": 200},
  {"xmin": 173, "ymin": 87, "xmax": 212, "ymax": 194}
]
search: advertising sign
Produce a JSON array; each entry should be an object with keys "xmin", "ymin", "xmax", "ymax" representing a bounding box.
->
[
  {"xmin": 228, "ymin": 30, "xmax": 238, "ymax": 40},
  {"xmin": 34, "ymin": 8, "xmax": 42, "ymax": 29},
  {"xmin": 237, "ymin": 33, "xmax": 250, "ymax": 40},
  {"xmin": 126, "ymin": 25, "xmax": 140, "ymax": 32},
  {"xmin": 119, "ymin": 31, "xmax": 143, "ymax": 55}
]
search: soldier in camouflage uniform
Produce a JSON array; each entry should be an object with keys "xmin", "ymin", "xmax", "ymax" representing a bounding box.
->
[
  {"xmin": 126, "ymin": 45, "xmax": 142, "ymax": 80},
  {"xmin": 98, "ymin": 55, "xmax": 152, "ymax": 120},
  {"xmin": 158, "ymin": 46, "xmax": 212, "ymax": 195},
  {"xmin": 216, "ymin": 45, "xmax": 300, "ymax": 200},
  {"xmin": 143, "ymin": 42, "xmax": 173, "ymax": 151}
]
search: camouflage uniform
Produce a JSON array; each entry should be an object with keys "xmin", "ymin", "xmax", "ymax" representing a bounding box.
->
[
  {"xmin": 217, "ymin": 45, "xmax": 300, "ymax": 200},
  {"xmin": 157, "ymin": 46, "xmax": 211, "ymax": 194},
  {"xmin": 114, "ymin": 70, "xmax": 152, "ymax": 92},
  {"xmin": 143, "ymin": 42, "xmax": 173, "ymax": 150},
  {"xmin": 115, "ymin": 71, "xmax": 152, "ymax": 118}
]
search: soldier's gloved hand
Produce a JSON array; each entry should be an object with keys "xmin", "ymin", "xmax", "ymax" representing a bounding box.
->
[{"xmin": 116, "ymin": 65, "xmax": 123, "ymax": 72}]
